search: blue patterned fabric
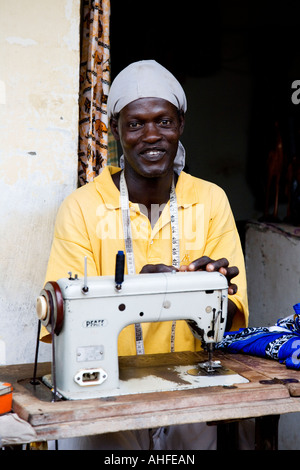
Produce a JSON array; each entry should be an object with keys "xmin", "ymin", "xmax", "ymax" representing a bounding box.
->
[{"xmin": 216, "ymin": 303, "xmax": 300, "ymax": 370}]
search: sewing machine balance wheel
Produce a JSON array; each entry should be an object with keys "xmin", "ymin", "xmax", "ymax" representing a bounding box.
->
[{"xmin": 36, "ymin": 281, "xmax": 64, "ymax": 335}]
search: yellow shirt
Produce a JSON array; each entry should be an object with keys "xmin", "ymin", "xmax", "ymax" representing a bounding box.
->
[{"xmin": 41, "ymin": 166, "xmax": 248, "ymax": 354}]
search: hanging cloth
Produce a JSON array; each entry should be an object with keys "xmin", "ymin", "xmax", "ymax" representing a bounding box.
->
[{"xmin": 78, "ymin": 0, "xmax": 112, "ymax": 186}]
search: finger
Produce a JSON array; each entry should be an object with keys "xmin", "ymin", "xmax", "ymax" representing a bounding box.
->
[
  {"xmin": 225, "ymin": 266, "xmax": 239, "ymax": 281},
  {"xmin": 228, "ymin": 283, "xmax": 238, "ymax": 295},
  {"xmin": 187, "ymin": 256, "xmax": 214, "ymax": 271},
  {"xmin": 140, "ymin": 264, "xmax": 178, "ymax": 274},
  {"xmin": 206, "ymin": 258, "xmax": 229, "ymax": 272},
  {"xmin": 179, "ymin": 265, "xmax": 188, "ymax": 271},
  {"xmin": 218, "ymin": 267, "xmax": 227, "ymax": 276}
]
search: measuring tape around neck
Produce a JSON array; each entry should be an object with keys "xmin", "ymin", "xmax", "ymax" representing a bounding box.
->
[{"xmin": 119, "ymin": 170, "xmax": 180, "ymax": 354}]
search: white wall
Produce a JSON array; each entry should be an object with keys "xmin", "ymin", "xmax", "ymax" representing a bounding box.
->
[
  {"xmin": 0, "ymin": 0, "xmax": 80, "ymax": 365},
  {"xmin": 246, "ymin": 222, "xmax": 300, "ymax": 327},
  {"xmin": 246, "ymin": 221, "xmax": 300, "ymax": 450}
]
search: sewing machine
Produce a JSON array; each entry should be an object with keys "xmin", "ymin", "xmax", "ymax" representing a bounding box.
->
[{"xmin": 35, "ymin": 255, "xmax": 248, "ymax": 400}]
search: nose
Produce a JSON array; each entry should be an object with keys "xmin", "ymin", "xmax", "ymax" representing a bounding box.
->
[{"xmin": 142, "ymin": 122, "xmax": 162, "ymax": 143}]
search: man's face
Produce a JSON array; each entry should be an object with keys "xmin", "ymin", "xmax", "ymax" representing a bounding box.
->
[{"xmin": 111, "ymin": 97, "xmax": 185, "ymax": 179}]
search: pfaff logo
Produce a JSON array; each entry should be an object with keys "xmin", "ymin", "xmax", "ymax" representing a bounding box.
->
[{"xmin": 82, "ymin": 319, "xmax": 107, "ymax": 328}]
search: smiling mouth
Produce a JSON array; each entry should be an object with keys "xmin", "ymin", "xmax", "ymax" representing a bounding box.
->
[{"xmin": 140, "ymin": 148, "xmax": 166, "ymax": 161}]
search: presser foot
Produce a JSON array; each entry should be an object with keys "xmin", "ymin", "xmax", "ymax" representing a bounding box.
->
[
  {"xmin": 199, "ymin": 359, "xmax": 222, "ymax": 374},
  {"xmin": 187, "ymin": 360, "xmax": 223, "ymax": 376},
  {"xmin": 187, "ymin": 343, "xmax": 225, "ymax": 375}
]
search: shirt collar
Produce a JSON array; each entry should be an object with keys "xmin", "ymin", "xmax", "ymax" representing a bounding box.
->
[
  {"xmin": 94, "ymin": 166, "xmax": 122, "ymax": 209},
  {"xmin": 94, "ymin": 166, "xmax": 196, "ymax": 209},
  {"xmin": 175, "ymin": 170, "xmax": 196, "ymax": 208}
]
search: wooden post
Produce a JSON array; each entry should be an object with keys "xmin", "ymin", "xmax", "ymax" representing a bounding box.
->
[{"xmin": 255, "ymin": 415, "xmax": 280, "ymax": 450}]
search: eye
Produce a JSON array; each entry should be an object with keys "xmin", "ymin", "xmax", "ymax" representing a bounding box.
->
[
  {"xmin": 159, "ymin": 119, "xmax": 174, "ymax": 127},
  {"xmin": 128, "ymin": 121, "xmax": 142, "ymax": 129}
]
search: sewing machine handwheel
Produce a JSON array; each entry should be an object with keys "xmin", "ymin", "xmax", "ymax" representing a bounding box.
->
[{"xmin": 37, "ymin": 281, "xmax": 64, "ymax": 335}]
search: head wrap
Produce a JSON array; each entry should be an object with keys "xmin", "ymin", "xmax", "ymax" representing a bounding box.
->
[
  {"xmin": 107, "ymin": 60, "xmax": 187, "ymax": 173},
  {"xmin": 107, "ymin": 60, "xmax": 187, "ymax": 118}
]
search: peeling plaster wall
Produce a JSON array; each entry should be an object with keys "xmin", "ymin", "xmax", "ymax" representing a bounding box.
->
[{"xmin": 0, "ymin": 0, "xmax": 80, "ymax": 365}]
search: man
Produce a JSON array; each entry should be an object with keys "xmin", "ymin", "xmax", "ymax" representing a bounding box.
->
[{"xmin": 43, "ymin": 60, "xmax": 248, "ymax": 449}]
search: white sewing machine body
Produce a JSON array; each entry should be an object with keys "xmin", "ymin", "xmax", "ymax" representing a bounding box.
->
[{"xmin": 37, "ymin": 270, "xmax": 247, "ymax": 400}]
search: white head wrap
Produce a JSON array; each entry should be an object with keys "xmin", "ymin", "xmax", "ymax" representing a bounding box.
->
[{"xmin": 107, "ymin": 60, "xmax": 187, "ymax": 174}]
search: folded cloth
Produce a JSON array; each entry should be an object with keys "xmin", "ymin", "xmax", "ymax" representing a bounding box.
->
[
  {"xmin": 216, "ymin": 303, "xmax": 300, "ymax": 370},
  {"xmin": 0, "ymin": 413, "xmax": 37, "ymax": 446}
]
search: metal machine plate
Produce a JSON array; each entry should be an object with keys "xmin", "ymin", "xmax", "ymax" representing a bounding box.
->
[{"xmin": 42, "ymin": 353, "xmax": 248, "ymax": 400}]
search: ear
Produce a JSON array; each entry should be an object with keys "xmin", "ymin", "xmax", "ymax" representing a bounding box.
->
[{"xmin": 110, "ymin": 117, "xmax": 120, "ymax": 141}]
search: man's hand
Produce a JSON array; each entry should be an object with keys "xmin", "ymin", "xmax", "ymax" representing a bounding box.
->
[
  {"xmin": 140, "ymin": 257, "xmax": 239, "ymax": 331},
  {"xmin": 140, "ymin": 257, "xmax": 239, "ymax": 296},
  {"xmin": 181, "ymin": 256, "xmax": 239, "ymax": 296},
  {"xmin": 140, "ymin": 264, "xmax": 178, "ymax": 274}
]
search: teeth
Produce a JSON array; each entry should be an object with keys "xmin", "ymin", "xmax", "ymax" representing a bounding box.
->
[{"xmin": 146, "ymin": 150, "xmax": 161, "ymax": 155}]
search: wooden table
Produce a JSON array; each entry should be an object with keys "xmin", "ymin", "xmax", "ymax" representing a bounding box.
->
[{"xmin": 2, "ymin": 350, "xmax": 300, "ymax": 449}]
